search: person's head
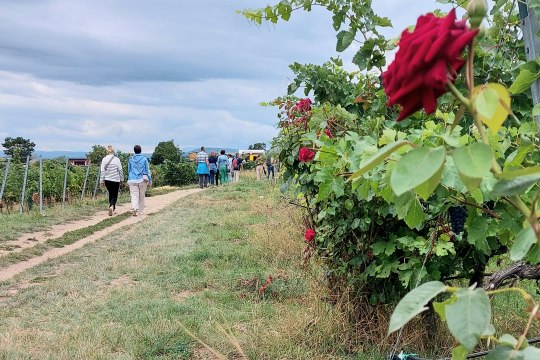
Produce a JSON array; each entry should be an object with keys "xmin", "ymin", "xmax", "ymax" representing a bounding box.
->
[
  {"xmin": 201, "ymin": 146, "xmax": 205, "ymax": 152},
  {"xmin": 220, "ymin": 150, "xmax": 225, "ymax": 155},
  {"xmin": 235, "ymin": 153, "xmax": 239, "ymax": 157},
  {"xmin": 210, "ymin": 151, "xmax": 215, "ymax": 157},
  {"xmin": 134, "ymin": 145, "xmax": 142, "ymax": 154},
  {"xmin": 107, "ymin": 145, "xmax": 114, "ymax": 154}
]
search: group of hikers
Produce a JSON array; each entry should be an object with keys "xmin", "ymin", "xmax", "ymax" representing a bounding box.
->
[
  {"xmin": 194, "ymin": 146, "xmax": 276, "ymax": 189},
  {"xmin": 99, "ymin": 144, "xmax": 277, "ymax": 217}
]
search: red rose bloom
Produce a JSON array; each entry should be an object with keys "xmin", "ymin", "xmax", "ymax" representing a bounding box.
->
[
  {"xmin": 293, "ymin": 98, "xmax": 312, "ymax": 112},
  {"xmin": 324, "ymin": 128, "xmax": 333, "ymax": 138},
  {"xmin": 382, "ymin": 9, "xmax": 478, "ymax": 121},
  {"xmin": 298, "ymin": 147, "xmax": 315, "ymax": 162},
  {"xmin": 304, "ymin": 228, "xmax": 316, "ymax": 242}
]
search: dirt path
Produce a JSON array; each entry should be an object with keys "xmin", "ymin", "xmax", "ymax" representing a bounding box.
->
[{"xmin": 0, "ymin": 188, "xmax": 203, "ymax": 282}]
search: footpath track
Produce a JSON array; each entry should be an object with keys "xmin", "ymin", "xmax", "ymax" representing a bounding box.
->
[{"xmin": 0, "ymin": 188, "xmax": 203, "ymax": 282}]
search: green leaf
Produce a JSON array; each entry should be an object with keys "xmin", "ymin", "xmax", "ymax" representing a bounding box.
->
[
  {"xmin": 432, "ymin": 295, "xmax": 456, "ymax": 322},
  {"xmin": 404, "ymin": 198, "xmax": 425, "ymax": 229},
  {"xmin": 414, "ymin": 161, "xmax": 444, "ymax": 200},
  {"xmin": 491, "ymin": 173, "xmax": 540, "ymax": 197},
  {"xmin": 336, "ymin": 30, "xmax": 355, "ymax": 52},
  {"xmin": 510, "ymin": 226, "xmax": 536, "ymax": 261},
  {"xmin": 452, "ymin": 345, "xmax": 468, "ymax": 360},
  {"xmin": 344, "ymin": 199, "xmax": 354, "ymax": 210},
  {"xmin": 315, "ymin": 168, "xmax": 345, "ymax": 200},
  {"xmin": 446, "ymin": 287, "xmax": 491, "ymax": 351},
  {"xmin": 388, "ymin": 281, "xmax": 447, "ymax": 335},
  {"xmin": 348, "ymin": 140, "xmax": 409, "ymax": 181},
  {"xmin": 509, "ymin": 68, "xmax": 540, "ymax": 94},
  {"xmin": 498, "ymin": 334, "xmax": 518, "ymax": 348},
  {"xmin": 533, "ymin": 103, "xmax": 540, "ymax": 117},
  {"xmin": 486, "ymin": 345, "xmax": 540, "ymax": 359},
  {"xmin": 467, "ymin": 215, "xmax": 491, "ymax": 255},
  {"xmin": 499, "ymin": 166, "xmax": 540, "ymax": 180},
  {"xmin": 391, "ymin": 146, "xmax": 446, "ymax": 196},
  {"xmin": 505, "ymin": 145, "xmax": 533, "ymax": 168},
  {"xmin": 453, "ymin": 143, "xmax": 493, "ymax": 180}
]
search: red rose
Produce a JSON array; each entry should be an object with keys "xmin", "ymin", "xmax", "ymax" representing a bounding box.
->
[
  {"xmin": 382, "ymin": 9, "xmax": 478, "ymax": 121},
  {"xmin": 324, "ymin": 128, "xmax": 333, "ymax": 138},
  {"xmin": 304, "ymin": 228, "xmax": 316, "ymax": 242},
  {"xmin": 293, "ymin": 98, "xmax": 312, "ymax": 112},
  {"xmin": 298, "ymin": 147, "xmax": 315, "ymax": 162}
]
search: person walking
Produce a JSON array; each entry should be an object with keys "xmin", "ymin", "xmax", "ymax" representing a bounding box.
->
[
  {"xmin": 266, "ymin": 157, "xmax": 275, "ymax": 180},
  {"xmin": 208, "ymin": 151, "xmax": 218, "ymax": 186},
  {"xmin": 127, "ymin": 145, "xmax": 152, "ymax": 216},
  {"xmin": 217, "ymin": 150, "xmax": 229, "ymax": 184},
  {"xmin": 99, "ymin": 145, "xmax": 124, "ymax": 216},
  {"xmin": 196, "ymin": 146, "xmax": 210, "ymax": 188},
  {"xmin": 232, "ymin": 153, "xmax": 243, "ymax": 183},
  {"xmin": 256, "ymin": 157, "xmax": 264, "ymax": 181}
]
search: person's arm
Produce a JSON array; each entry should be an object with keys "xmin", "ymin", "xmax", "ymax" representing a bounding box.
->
[
  {"xmin": 146, "ymin": 159, "xmax": 152, "ymax": 185},
  {"xmin": 116, "ymin": 158, "xmax": 124, "ymax": 182},
  {"xmin": 100, "ymin": 158, "xmax": 106, "ymax": 184}
]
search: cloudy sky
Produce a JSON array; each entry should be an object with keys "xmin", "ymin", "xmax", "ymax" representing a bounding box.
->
[{"xmin": 0, "ymin": 0, "xmax": 454, "ymax": 153}]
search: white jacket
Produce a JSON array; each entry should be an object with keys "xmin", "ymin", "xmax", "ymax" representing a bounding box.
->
[{"xmin": 100, "ymin": 155, "xmax": 124, "ymax": 182}]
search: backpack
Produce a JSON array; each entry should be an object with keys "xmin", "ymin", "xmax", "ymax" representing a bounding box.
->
[{"xmin": 233, "ymin": 158, "xmax": 238, "ymax": 170}]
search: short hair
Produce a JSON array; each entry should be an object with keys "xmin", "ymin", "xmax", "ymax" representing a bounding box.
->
[
  {"xmin": 134, "ymin": 145, "xmax": 142, "ymax": 154},
  {"xmin": 201, "ymin": 146, "xmax": 205, "ymax": 151},
  {"xmin": 107, "ymin": 145, "xmax": 114, "ymax": 154},
  {"xmin": 220, "ymin": 150, "xmax": 225, "ymax": 155}
]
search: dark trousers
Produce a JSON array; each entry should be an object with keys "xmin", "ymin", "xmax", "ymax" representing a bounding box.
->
[
  {"xmin": 209, "ymin": 170, "xmax": 217, "ymax": 185},
  {"xmin": 198, "ymin": 174, "xmax": 208, "ymax": 188},
  {"xmin": 267, "ymin": 165, "xmax": 275, "ymax": 179},
  {"xmin": 215, "ymin": 170, "xmax": 220, "ymax": 186},
  {"xmin": 104, "ymin": 180, "xmax": 120, "ymax": 209}
]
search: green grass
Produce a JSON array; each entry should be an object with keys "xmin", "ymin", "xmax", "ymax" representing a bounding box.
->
[
  {"xmin": 0, "ymin": 211, "xmax": 131, "ymax": 268},
  {"xmin": 0, "ymin": 186, "xmax": 184, "ymax": 243},
  {"xmin": 0, "ymin": 175, "xmax": 374, "ymax": 359}
]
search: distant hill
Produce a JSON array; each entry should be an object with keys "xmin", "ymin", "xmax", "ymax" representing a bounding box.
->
[{"xmin": 0, "ymin": 150, "xmax": 151, "ymax": 159}]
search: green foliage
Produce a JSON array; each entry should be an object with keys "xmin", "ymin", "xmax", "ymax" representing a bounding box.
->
[
  {"xmin": 248, "ymin": 142, "xmax": 266, "ymax": 150},
  {"xmin": 86, "ymin": 145, "xmax": 107, "ymax": 165},
  {"xmin": 152, "ymin": 160, "xmax": 197, "ymax": 187},
  {"xmin": 151, "ymin": 140, "xmax": 182, "ymax": 165},
  {"xmin": 2, "ymin": 136, "xmax": 35, "ymax": 162}
]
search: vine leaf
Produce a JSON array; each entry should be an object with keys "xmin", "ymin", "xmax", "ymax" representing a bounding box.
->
[
  {"xmin": 388, "ymin": 281, "xmax": 447, "ymax": 335},
  {"xmin": 509, "ymin": 62, "xmax": 540, "ymax": 94},
  {"xmin": 390, "ymin": 146, "xmax": 446, "ymax": 196},
  {"xmin": 452, "ymin": 345, "xmax": 468, "ymax": 360},
  {"xmin": 336, "ymin": 30, "xmax": 355, "ymax": 52},
  {"xmin": 486, "ymin": 344, "xmax": 540, "ymax": 359},
  {"xmin": 472, "ymin": 83, "xmax": 511, "ymax": 132},
  {"xmin": 491, "ymin": 173, "xmax": 540, "ymax": 197},
  {"xmin": 453, "ymin": 143, "xmax": 493, "ymax": 191},
  {"xmin": 348, "ymin": 140, "xmax": 409, "ymax": 181},
  {"xmin": 414, "ymin": 161, "xmax": 444, "ymax": 200},
  {"xmin": 446, "ymin": 287, "xmax": 491, "ymax": 352},
  {"xmin": 510, "ymin": 226, "xmax": 536, "ymax": 261}
]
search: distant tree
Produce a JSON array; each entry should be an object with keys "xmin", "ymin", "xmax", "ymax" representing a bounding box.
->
[
  {"xmin": 86, "ymin": 145, "xmax": 108, "ymax": 165},
  {"xmin": 248, "ymin": 142, "xmax": 266, "ymax": 150},
  {"xmin": 2, "ymin": 136, "xmax": 36, "ymax": 162},
  {"xmin": 151, "ymin": 140, "xmax": 182, "ymax": 165}
]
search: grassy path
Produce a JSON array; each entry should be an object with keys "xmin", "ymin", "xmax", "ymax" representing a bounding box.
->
[
  {"xmin": 0, "ymin": 188, "xmax": 202, "ymax": 281},
  {"xmin": 0, "ymin": 178, "xmax": 369, "ymax": 359}
]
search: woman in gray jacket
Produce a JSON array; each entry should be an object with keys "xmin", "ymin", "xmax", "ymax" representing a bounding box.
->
[{"xmin": 100, "ymin": 145, "xmax": 124, "ymax": 216}]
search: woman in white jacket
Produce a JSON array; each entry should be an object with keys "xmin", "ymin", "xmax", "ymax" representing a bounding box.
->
[{"xmin": 100, "ymin": 145, "xmax": 124, "ymax": 216}]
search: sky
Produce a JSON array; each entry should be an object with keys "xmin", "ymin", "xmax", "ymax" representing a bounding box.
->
[{"xmin": 0, "ymin": 0, "xmax": 454, "ymax": 153}]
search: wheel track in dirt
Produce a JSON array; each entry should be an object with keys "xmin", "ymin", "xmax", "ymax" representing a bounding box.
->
[{"xmin": 0, "ymin": 188, "xmax": 203, "ymax": 282}]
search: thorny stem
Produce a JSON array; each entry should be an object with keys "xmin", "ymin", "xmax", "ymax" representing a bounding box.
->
[
  {"xmin": 516, "ymin": 303, "xmax": 539, "ymax": 350},
  {"xmin": 486, "ymin": 287, "xmax": 535, "ymax": 305}
]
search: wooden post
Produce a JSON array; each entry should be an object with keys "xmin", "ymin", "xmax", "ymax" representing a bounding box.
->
[{"xmin": 81, "ymin": 161, "xmax": 90, "ymax": 199}]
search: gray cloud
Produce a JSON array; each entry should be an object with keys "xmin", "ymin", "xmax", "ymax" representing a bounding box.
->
[{"xmin": 0, "ymin": 0, "xmax": 452, "ymax": 151}]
